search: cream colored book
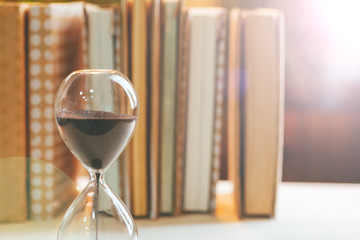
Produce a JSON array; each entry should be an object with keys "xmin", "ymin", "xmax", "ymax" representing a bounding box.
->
[
  {"xmin": 0, "ymin": 3, "xmax": 28, "ymax": 222},
  {"xmin": 241, "ymin": 8, "xmax": 284, "ymax": 217},
  {"xmin": 159, "ymin": 0, "xmax": 180, "ymax": 215},
  {"xmin": 27, "ymin": 2, "xmax": 85, "ymax": 220},
  {"xmin": 183, "ymin": 7, "xmax": 227, "ymax": 213}
]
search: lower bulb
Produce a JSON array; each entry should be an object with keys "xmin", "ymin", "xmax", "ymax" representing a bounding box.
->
[{"xmin": 57, "ymin": 173, "xmax": 138, "ymax": 240}]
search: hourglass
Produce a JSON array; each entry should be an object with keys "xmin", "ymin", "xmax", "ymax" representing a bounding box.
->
[{"xmin": 54, "ymin": 70, "xmax": 138, "ymax": 240}]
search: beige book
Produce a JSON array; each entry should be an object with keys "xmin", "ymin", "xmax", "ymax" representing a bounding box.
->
[
  {"xmin": 183, "ymin": 7, "xmax": 226, "ymax": 213},
  {"xmin": 241, "ymin": 8, "xmax": 284, "ymax": 217},
  {"xmin": 148, "ymin": 0, "xmax": 161, "ymax": 219},
  {"xmin": 159, "ymin": 0, "xmax": 180, "ymax": 215},
  {"xmin": 27, "ymin": 2, "xmax": 85, "ymax": 220},
  {"xmin": 131, "ymin": 0, "xmax": 149, "ymax": 217},
  {"xmin": 0, "ymin": 3, "xmax": 28, "ymax": 222}
]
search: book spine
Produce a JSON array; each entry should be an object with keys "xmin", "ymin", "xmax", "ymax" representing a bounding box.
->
[
  {"xmin": 28, "ymin": 3, "xmax": 84, "ymax": 220},
  {"xmin": 131, "ymin": 0, "xmax": 149, "ymax": 217},
  {"xmin": 159, "ymin": 0, "xmax": 180, "ymax": 215},
  {"xmin": 0, "ymin": 4, "xmax": 28, "ymax": 222},
  {"xmin": 183, "ymin": 11, "xmax": 218, "ymax": 212},
  {"xmin": 112, "ymin": 3, "xmax": 126, "ymax": 201},
  {"xmin": 242, "ymin": 9, "xmax": 284, "ymax": 217},
  {"xmin": 121, "ymin": 0, "xmax": 132, "ymax": 210},
  {"xmin": 149, "ymin": 0, "xmax": 161, "ymax": 219}
]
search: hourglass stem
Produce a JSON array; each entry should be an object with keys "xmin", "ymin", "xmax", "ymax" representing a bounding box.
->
[{"xmin": 94, "ymin": 172, "xmax": 101, "ymax": 240}]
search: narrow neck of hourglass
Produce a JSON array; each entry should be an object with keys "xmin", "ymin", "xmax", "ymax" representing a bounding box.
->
[{"xmin": 90, "ymin": 171, "xmax": 105, "ymax": 182}]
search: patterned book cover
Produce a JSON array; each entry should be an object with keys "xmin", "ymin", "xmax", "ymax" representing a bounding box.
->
[
  {"xmin": 0, "ymin": 3, "xmax": 28, "ymax": 222},
  {"xmin": 27, "ymin": 2, "xmax": 85, "ymax": 220},
  {"xmin": 159, "ymin": 0, "xmax": 180, "ymax": 215},
  {"xmin": 174, "ymin": 6, "xmax": 189, "ymax": 216}
]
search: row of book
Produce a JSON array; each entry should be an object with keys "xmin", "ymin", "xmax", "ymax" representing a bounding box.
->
[{"xmin": 0, "ymin": 0, "xmax": 284, "ymax": 222}]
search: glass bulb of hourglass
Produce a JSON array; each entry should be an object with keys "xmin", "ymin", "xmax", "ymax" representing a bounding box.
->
[{"xmin": 54, "ymin": 70, "xmax": 138, "ymax": 240}]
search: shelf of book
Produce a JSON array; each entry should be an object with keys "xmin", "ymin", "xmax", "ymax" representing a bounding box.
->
[{"xmin": 0, "ymin": 0, "xmax": 284, "ymax": 222}]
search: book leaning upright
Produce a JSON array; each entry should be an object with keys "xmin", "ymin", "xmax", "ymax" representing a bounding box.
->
[
  {"xmin": 182, "ymin": 7, "xmax": 227, "ymax": 213},
  {"xmin": 228, "ymin": 8, "xmax": 285, "ymax": 218},
  {"xmin": 130, "ymin": 0, "xmax": 149, "ymax": 217},
  {"xmin": 159, "ymin": 0, "xmax": 181, "ymax": 216},
  {"xmin": 27, "ymin": 2, "xmax": 85, "ymax": 220}
]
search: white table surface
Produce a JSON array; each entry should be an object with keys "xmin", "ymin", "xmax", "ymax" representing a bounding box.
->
[{"xmin": 1, "ymin": 182, "xmax": 360, "ymax": 240}]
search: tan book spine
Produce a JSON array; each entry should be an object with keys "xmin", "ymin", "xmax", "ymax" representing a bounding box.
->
[
  {"xmin": 0, "ymin": 3, "xmax": 28, "ymax": 222},
  {"xmin": 27, "ymin": 3, "xmax": 85, "ymax": 220},
  {"xmin": 227, "ymin": 8, "xmax": 243, "ymax": 217},
  {"xmin": 174, "ymin": 6, "xmax": 189, "ymax": 216},
  {"xmin": 131, "ymin": 0, "xmax": 148, "ymax": 217}
]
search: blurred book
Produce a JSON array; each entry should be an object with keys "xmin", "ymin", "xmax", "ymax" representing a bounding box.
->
[
  {"xmin": 227, "ymin": 8, "xmax": 242, "ymax": 219},
  {"xmin": 182, "ymin": 7, "xmax": 227, "ymax": 213},
  {"xmin": 174, "ymin": 4, "xmax": 188, "ymax": 216},
  {"xmin": 85, "ymin": 2, "xmax": 124, "ymax": 199},
  {"xmin": 0, "ymin": 2, "xmax": 28, "ymax": 222},
  {"xmin": 148, "ymin": 0, "xmax": 161, "ymax": 219},
  {"xmin": 119, "ymin": 0, "xmax": 133, "ymax": 210},
  {"xmin": 130, "ymin": 0, "xmax": 149, "ymax": 217},
  {"xmin": 159, "ymin": 0, "xmax": 180, "ymax": 216},
  {"xmin": 228, "ymin": 8, "xmax": 284, "ymax": 218},
  {"xmin": 27, "ymin": 2, "xmax": 85, "ymax": 220}
]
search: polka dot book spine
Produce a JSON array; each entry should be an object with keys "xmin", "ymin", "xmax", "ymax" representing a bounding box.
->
[
  {"xmin": 27, "ymin": 2, "xmax": 85, "ymax": 220},
  {"xmin": 0, "ymin": 3, "xmax": 28, "ymax": 222}
]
